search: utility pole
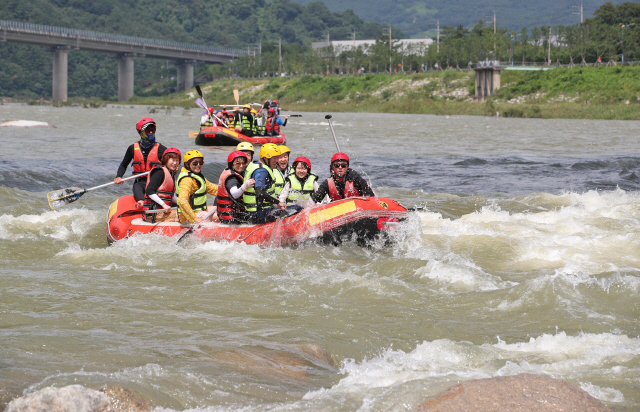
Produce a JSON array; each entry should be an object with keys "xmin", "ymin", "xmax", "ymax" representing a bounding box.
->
[
  {"xmin": 278, "ymin": 38, "xmax": 283, "ymax": 74},
  {"xmin": 485, "ymin": 11, "xmax": 496, "ymax": 58},
  {"xmin": 572, "ymin": 0, "xmax": 584, "ymax": 23},
  {"xmin": 548, "ymin": 27, "xmax": 552, "ymax": 65},
  {"xmin": 437, "ymin": 19, "xmax": 440, "ymax": 53},
  {"xmin": 353, "ymin": 28, "xmax": 356, "ymax": 48},
  {"xmin": 389, "ymin": 25, "xmax": 393, "ymax": 70}
]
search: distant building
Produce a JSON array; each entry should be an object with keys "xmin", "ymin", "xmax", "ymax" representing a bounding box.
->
[{"xmin": 312, "ymin": 38, "xmax": 433, "ymax": 54}]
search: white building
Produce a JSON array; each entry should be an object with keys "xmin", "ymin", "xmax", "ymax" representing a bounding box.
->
[{"xmin": 311, "ymin": 38, "xmax": 433, "ymax": 54}]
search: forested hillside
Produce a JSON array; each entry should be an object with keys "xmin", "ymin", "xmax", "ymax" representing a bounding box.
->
[
  {"xmin": 0, "ymin": 0, "xmax": 396, "ymax": 99},
  {"xmin": 291, "ymin": 0, "xmax": 628, "ymax": 36}
]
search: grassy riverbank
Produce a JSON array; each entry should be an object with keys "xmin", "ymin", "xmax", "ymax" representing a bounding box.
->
[{"xmin": 27, "ymin": 66, "xmax": 640, "ymax": 120}]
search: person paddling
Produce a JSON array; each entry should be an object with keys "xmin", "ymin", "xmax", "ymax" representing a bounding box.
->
[
  {"xmin": 264, "ymin": 108, "xmax": 288, "ymax": 136},
  {"xmin": 217, "ymin": 151, "xmax": 255, "ymax": 224},
  {"xmin": 143, "ymin": 147, "xmax": 181, "ymax": 223},
  {"xmin": 114, "ymin": 118, "xmax": 167, "ymax": 208},
  {"xmin": 312, "ymin": 152, "xmax": 374, "ymax": 203},
  {"xmin": 176, "ymin": 150, "xmax": 219, "ymax": 224}
]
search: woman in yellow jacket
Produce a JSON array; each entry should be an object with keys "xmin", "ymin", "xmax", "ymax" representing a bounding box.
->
[{"xmin": 176, "ymin": 150, "xmax": 219, "ymax": 224}]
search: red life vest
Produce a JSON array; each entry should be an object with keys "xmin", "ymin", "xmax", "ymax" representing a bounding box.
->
[
  {"xmin": 132, "ymin": 142, "xmax": 162, "ymax": 175},
  {"xmin": 327, "ymin": 177, "xmax": 360, "ymax": 201},
  {"xmin": 216, "ymin": 168, "xmax": 245, "ymax": 223},
  {"xmin": 264, "ymin": 117, "xmax": 280, "ymax": 136},
  {"xmin": 143, "ymin": 166, "xmax": 175, "ymax": 209}
]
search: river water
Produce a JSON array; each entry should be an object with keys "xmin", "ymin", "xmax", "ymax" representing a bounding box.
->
[{"xmin": 1, "ymin": 103, "xmax": 639, "ymax": 411}]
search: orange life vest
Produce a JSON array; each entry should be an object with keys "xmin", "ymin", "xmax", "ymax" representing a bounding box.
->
[
  {"xmin": 132, "ymin": 142, "xmax": 162, "ymax": 175},
  {"xmin": 143, "ymin": 166, "xmax": 175, "ymax": 209},
  {"xmin": 264, "ymin": 116, "xmax": 280, "ymax": 136},
  {"xmin": 327, "ymin": 177, "xmax": 360, "ymax": 201},
  {"xmin": 216, "ymin": 168, "xmax": 245, "ymax": 223}
]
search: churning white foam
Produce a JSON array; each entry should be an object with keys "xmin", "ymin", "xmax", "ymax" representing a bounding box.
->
[
  {"xmin": 305, "ymin": 331, "xmax": 638, "ymax": 404},
  {"xmin": 0, "ymin": 208, "xmax": 100, "ymax": 241}
]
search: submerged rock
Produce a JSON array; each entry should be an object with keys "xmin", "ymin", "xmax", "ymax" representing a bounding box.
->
[
  {"xmin": 0, "ymin": 120, "xmax": 56, "ymax": 128},
  {"xmin": 4, "ymin": 385, "xmax": 110, "ymax": 412},
  {"xmin": 418, "ymin": 373, "xmax": 611, "ymax": 412},
  {"xmin": 99, "ymin": 387, "xmax": 153, "ymax": 412}
]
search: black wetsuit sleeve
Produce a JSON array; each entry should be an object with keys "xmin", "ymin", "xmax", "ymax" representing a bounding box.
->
[
  {"xmin": 312, "ymin": 179, "xmax": 330, "ymax": 203},
  {"xmin": 116, "ymin": 144, "xmax": 135, "ymax": 178},
  {"xmin": 352, "ymin": 172, "xmax": 375, "ymax": 196},
  {"xmin": 145, "ymin": 168, "xmax": 164, "ymax": 197},
  {"xmin": 256, "ymin": 186, "xmax": 280, "ymax": 205},
  {"xmin": 282, "ymin": 117, "xmax": 288, "ymax": 127}
]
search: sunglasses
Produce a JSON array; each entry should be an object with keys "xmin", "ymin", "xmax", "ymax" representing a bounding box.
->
[
  {"xmin": 233, "ymin": 159, "xmax": 247, "ymax": 164},
  {"xmin": 142, "ymin": 126, "xmax": 156, "ymax": 133},
  {"xmin": 332, "ymin": 163, "xmax": 348, "ymax": 168},
  {"xmin": 190, "ymin": 160, "xmax": 204, "ymax": 166}
]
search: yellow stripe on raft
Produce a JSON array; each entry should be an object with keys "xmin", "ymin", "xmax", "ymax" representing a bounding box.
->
[
  {"xmin": 309, "ymin": 201, "xmax": 356, "ymax": 226},
  {"xmin": 108, "ymin": 199, "xmax": 119, "ymax": 220}
]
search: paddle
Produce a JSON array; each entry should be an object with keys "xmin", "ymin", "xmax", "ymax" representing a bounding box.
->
[
  {"xmin": 47, "ymin": 172, "xmax": 151, "ymax": 209},
  {"xmin": 195, "ymin": 86, "xmax": 229, "ymax": 129},
  {"xmin": 176, "ymin": 206, "xmax": 217, "ymax": 244},
  {"xmin": 233, "ymin": 89, "xmax": 240, "ymax": 107},
  {"xmin": 117, "ymin": 207, "xmax": 177, "ymax": 219},
  {"xmin": 324, "ymin": 114, "xmax": 341, "ymax": 152}
]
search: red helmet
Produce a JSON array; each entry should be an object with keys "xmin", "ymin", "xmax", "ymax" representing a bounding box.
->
[
  {"xmin": 331, "ymin": 152, "xmax": 349, "ymax": 164},
  {"xmin": 292, "ymin": 156, "xmax": 311, "ymax": 170},
  {"xmin": 227, "ymin": 150, "xmax": 249, "ymax": 168},
  {"xmin": 273, "ymin": 100, "xmax": 279, "ymax": 105},
  {"xmin": 268, "ymin": 108, "xmax": 276, "ymax": 114},
  {"xmin": 208, "ymin": 107, "xmax": 214, "ymax": 114},
  {"xmin": 161, "ymin": 147, "xmax": 181, "ymax": 163},
  {"xmin": 136, "ymin": 117, "xmax": 156, "ymax": 133}
]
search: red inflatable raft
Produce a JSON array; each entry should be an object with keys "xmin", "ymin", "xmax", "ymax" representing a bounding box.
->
[
  {"xmin": 195, "ymin": 126, "xmax": 286, "ymax": 146},
  {"xmin": 107, "ymin": 195, "xmax": 407, "ymax": 247}
]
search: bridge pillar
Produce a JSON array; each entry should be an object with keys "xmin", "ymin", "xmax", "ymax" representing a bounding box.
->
[
  {"xmin": 474, "ymin": 66, "xmax": 503, "ymax": 102},
  {"xmin": 117, "ymin": 53, "xmax": 136, "ymax": 101},
  {"xmin": 52, "ymin": 46, "xmax": 71, "ymax": 102},
  {"xmin": 176, "ymin": 60, "xmax": 195, "ymax": 91}
]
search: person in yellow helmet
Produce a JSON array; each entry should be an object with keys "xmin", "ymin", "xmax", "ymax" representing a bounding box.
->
[
  {"xmin": 243, "ymin": 143, "xmax": 287, "ymax": 224},
  {"xmin": 175, "ymin": 150, "xmax": 219, "ymax": 224},
  {"xmin": 236, "ymin": 142, "xmax": 254, "ymax": 162},
  {"xmin": 272, "ymin": 145, "xmax": 291, "ymax": 196}
]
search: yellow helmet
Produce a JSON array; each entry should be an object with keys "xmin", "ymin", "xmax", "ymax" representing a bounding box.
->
[
  {"xmin": 250, "ymin": 109, "xmax": 257, "ymax": 115},
  {"xmin": 243, "ymin": 104, "xmax": 251, "ymax": 109},
  {"xmin": 184, "ymin": 149, "xmax": 204, "ymax": 164},
  {"xmin": 260, "ymin": 143, "xmax": 280, "ymax": 160},
  {"xmin": 278, "ymin": 145, "xmax": 291, "ymax": 155},
  {"xmin": 236, "ymin": 142, "xmax": 254, "ymax": 152}
]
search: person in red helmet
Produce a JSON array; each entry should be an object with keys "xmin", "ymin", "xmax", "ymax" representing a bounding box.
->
[
  {"xmin": 143, "ymin": 147, "xmax": 181, "ymax": 223},
  {"xmin": 114, "ymin": 118, "xmax": 167, "ymax": 208},
  {"xmin": 312, "ymin": 152, "xmax": 374, "ymax": 203},
  {"xmin": 216, "ymin": 151, "xmax": 255, "ymax": 224},
  {"xmin": 279, "ymin": 156, "xmax": 318, "ymax": 206},
  {"xmin": 201, "ymin": 107, "xmax": 226, "ymax": 129}
]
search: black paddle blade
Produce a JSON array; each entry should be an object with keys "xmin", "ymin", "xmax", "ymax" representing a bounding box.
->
[
  {"xmin": 325, "ymin": 114, "xmax": 332, "ymax": 119},
  {"xmin": 195, "ymin": 85, "xmax": 203, "ymax": 98},
  {"xmin": 47, "ymin": 187, "xmax": 86, "ymax": 209}
]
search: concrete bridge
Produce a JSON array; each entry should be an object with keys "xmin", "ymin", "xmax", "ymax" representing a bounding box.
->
[{"xmin": 0, "ymin": 20, "xmax": 249, "ymax": 101}]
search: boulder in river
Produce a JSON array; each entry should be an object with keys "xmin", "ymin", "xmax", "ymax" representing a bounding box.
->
[
  {"xmin": 4, "ymin": 385, "xmax": 110, "ymax": 412},
  {"xmin": 417, "ymin": 373, "xmax": 612, "ymax": 412},
  {"xmin": 0, "ymin": 120, "xmax": 56, "ymax": 128}
]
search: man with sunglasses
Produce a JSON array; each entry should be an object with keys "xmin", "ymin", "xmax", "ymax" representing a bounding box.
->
[
  {"xmin": 114, "ymin": 118, "xmax": 167, "ymax": 208},
  {"xmin": 312, "ymin": 152, "xmax": 374, "ymax": 203}
]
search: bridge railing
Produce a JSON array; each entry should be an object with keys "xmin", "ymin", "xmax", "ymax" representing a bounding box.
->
[{"xmin": 0, "ymin": 20, "xmax": 248, "ymax": 58}]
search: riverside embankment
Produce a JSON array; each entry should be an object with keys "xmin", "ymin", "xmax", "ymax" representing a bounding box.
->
[{"xmin": 118, "ymin": 66, "xmax": 640, "ymax": 120}]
